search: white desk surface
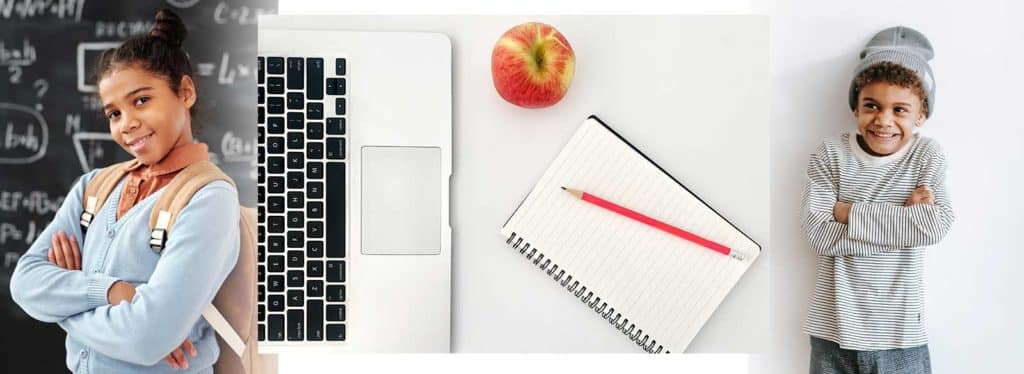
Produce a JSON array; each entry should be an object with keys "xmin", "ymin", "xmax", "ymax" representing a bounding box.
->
[{"xmin": 271, "ymin": 15, "xmax": 770, "ymax": 357}]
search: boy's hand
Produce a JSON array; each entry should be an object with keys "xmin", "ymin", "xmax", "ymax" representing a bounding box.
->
[
  {"xmin": 106, "ymin": 281, "xmax": 136, "ymax": 305},
  {"xmin": 905, "ymin": 185, "xmax": 935, "ymax": 206},
  {"xmin": 833, "ymin": 202, "xmax": 852, "ymax": 224},
  {"xmin": 164, "ymin": 339, "xmax": 197, "ymax": 370},
  {"xmin": 48, "ymin": 230, "xmax": 81, "ymax": 270}
]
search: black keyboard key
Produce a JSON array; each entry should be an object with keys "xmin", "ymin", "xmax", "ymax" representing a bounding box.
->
[
  {"xmin": 268, "ymin": 215, "xmax": 284, "ymax": 233},
  {"xmin": 258, "ymin": 303, "xmax": 265, "ymax": 321},
  {"xmin": 307, "ymin": 122, "xmax": 324, "ymax": 140},
  {"xmin": 308, "ymin": 280, "xmax": 324, "ymax": 297},
  {"xmin": 335, "ymin": 58, "xmax": 346, "ymax": 75},
  {"xmin": 268, "ymin": 156, "xmax": 285, "ymax": 174},
  {"xmin": 258, "ymin": 86, "xmax": 264, "ymax": 104},
  {"xmin": 327, "ymin": 261, "xmax": 346, "ymax": 283},
  {"xmin": 327, "ymin": 304, "xmax": 346, "ymax": 322},
  {"xmin": 268, "ymin": 97, "xmax": 284, "ymax": 114},
  {"xmin": 307, "ymin": 182, "xmax": 323, "ymax": 199},
  {"xmin": 268, "ymin": 176, "xmax": 284, "ymax": 193},
  {"xmin": 326, "ymin": 118, "xmax": 345, "ymax": 135},
  {"xmin": 307, "ymin": 162, "xmax": 323, "ymax": 180},
  {"xmin": 287, "ymin": 57, "xmax": 304, "ymax": 90},
  {"xmin": 287, "ymin": 172, "xmax": 304, "ymax": 189},
  {"xmin": 258, "ymin": 265, "xmax": 266, "ymax": 282},
  {"xmin": 307, "ymin": 260, "xmax": 323, "ymax": 277},
  {"xmin": 287, "ymin": 290, "xmax": 304, "ymax": 308},
  {"xmin": 268, "ymin": 77, "xmax": 284, "ymax": 94},
  {"xmin": 308, "ymin": 221, "xmax": 323, "ymax": 239},
  {"xmin": 287, "ymin": 192, "xmax": 303, "ymax": 209},
  {"xmin": 327, "ymin": 163, "xmax": 346, "ymax": 258},
  {"xmin": 326, "ymin": 138, "xmax": 345, "ymax": 160},
  {"xmin": 258, "ymin": 56, "xmax": 265, "ymax": 84},
  {"xmin": 307, "ymin": 300, "xmax": 324, "ymax": 341},
  {"xmin": 258, "ymin": 285, "xmax": 266, "ymax": 303},
  {"xmin": 269, "ymin": 294, "xmax": 285, "ymax": 312},
  {"xmin": 307, "ymin": 58, "xmax": 324, "ymax": 100},
  {"xmin": 335, "ymin": 98, "xmax": 346, "ymax": 115},
  {"xmin": 287, "ymin": 270, "xmax": 304, "ymax": 287},
  {"xmin": 287, "ymin": 230, "xmax": 304, "ymax": 248},
  {"xmin": 308, "ymin": 241, "xmax": 324, "ymax": 258},
  {"xmin": 287, "ymin": 250, "xmax": 304, "ymax": 268},
  {"xmin": 287, "ymin": 133, "xmax": 303, "ymax": 150},
  {"xmin": 326, "ymin": 285, "xmax": 346, "ymax": 302},
  {"xmin": 326, "ymin": 324, "xmax": 345, "ymax": 341},
  {"xmin": 268, "ymin": 275, "xmax": 284, "ymax": 292},
  {"xmin": 267, "ymin": 57, "xmax": 284, "ymax": 74},
  {"xmin": 308, "ymin": 201, "xmax": 323, "ymax": 219},
  {"xmin": 287, "ymin": 211, "xmax": 303, "ymax": 229},
  {"xmin": 268, "ymin": 136, "xmax": 284, "ymax": 154},
  {"xmin": 269, "ymin": 236, "xmax": 285, "ymax": 253},
  {"xmin": 268, "ymin": 256, "xmax": 285, "ymax": 273},
  {"xmin": 287, "ymin": 309, "xmax": 304, "ymax": 341},
  {"xmin": 268, "ymin": 196, "xmax": 284, "ymax": 213},
  {"xmin": 268, "ymin": 314, "xmax": 285, "ymax": 341},
  {"xmin": 326, "ymin": 78, "xmax": 346, "ymax": 96},
  {"xmin": 268, "ymin": 117, "xmax": 285, "ymax": 134},
  {"xmin": 259, "ymin": 323, "xmax": 265, "ymax": 341},
  {"xmin": 287, "ymin": 112, "xmax": 304, "ymax": 129},
  {"xmin": 308, "ymin": 142, "xmax": 324, "ymax": 159},
  {"xmin": 258, "ymin": 106, "xmax": 264, "ymax": 124},
  {"xmin": 307, "ymin": 103, "xmax": 323, "ymax": 120},
  {"xmin": 287, "ymin": 92, "xmax": 303, "ymax": 110},
  {"xmin": 287, "ymin": 152, "xmax": 303, "ymax": 169}
]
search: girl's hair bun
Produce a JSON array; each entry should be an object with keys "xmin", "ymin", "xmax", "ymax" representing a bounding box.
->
[{"xmin": 149, "ymin": 8, "xmax": 188, "ymax": 49}]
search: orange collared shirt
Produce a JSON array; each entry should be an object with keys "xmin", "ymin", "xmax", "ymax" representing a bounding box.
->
[{"xmin": 116, "ymin": 142, "xmax": 210, "ymax": 220}]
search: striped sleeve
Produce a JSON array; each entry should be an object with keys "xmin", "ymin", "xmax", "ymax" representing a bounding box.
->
[
  {"xmin": 800, "ymin": 149, "xmax": 898, "ymax": 257},
  {"xmin": 847, "ymin": 151, "xmax": 955, "ymax": 248}
]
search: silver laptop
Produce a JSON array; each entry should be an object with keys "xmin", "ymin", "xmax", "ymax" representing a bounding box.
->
[{"xmin": 256, "ymin": 16, "xmax": 452, "ymax": 353}]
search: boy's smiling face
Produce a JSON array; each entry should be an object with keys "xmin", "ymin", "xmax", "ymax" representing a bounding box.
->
[
  {"xmin": 853, "ymin": 81, "xmax": 926, "ymax": 156},
  {"xmin": 99, "ymin": 64, "xmax": 196, "ymax": 165}
]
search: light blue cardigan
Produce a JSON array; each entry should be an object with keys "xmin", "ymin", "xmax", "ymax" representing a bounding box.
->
[{"xmin": 10, "ymin": 168, "xmax": 239, "ymax": 373}]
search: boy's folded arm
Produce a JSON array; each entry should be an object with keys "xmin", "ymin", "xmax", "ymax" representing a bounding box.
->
[
  {"xmin": 802, "ymin": 153, "xmax": 898, "ymax": 257},
  {"xmin": 57, "ymin": 183, "xmax": 240, "ymax": 366},
  {"xmin": 9, "ymin": 170, "xmax": 119, "ymax": 322},
  {"xmin": 847, "ymin": 153, "xmax": 955, "ymax": 248}
]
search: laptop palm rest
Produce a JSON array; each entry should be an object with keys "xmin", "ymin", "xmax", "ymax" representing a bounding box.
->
[{"xmin": 361, "ymin": 146, "xmax": 441, "ymax": 255}]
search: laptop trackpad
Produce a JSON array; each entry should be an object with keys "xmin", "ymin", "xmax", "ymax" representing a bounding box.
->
[{"xmin": 361, "ymin": 146, "xmax": 441, "ymax": 255}]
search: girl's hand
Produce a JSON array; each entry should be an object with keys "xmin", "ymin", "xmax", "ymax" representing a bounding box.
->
[
  {"xmin": 905, "ymin": 185, "xmax": 935, "ymax": 206},
  {"xmin": 164, "ymin": 339, "xmax": 197, "ymax": 370},
  {"xmin": 48, "ymin": 230, "xmax": 81, "ymax": 270}
]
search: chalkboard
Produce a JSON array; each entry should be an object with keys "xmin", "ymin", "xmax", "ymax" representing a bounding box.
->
[{"xmin": 0, "ymin": 0, "xmax": 275, "ymax": 371}]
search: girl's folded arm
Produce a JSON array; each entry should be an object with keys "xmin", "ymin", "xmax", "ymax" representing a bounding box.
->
[{"xmin": 9, "ymin": 170, "xmax": 122, "ymax": 322}]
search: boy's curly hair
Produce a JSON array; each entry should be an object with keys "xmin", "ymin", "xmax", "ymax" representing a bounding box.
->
[{"xmin": 852, "ymin": 61, "xmax": 929, "ymax": 117}]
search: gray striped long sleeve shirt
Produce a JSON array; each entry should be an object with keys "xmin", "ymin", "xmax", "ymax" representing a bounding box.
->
[{"xmin": 801, "ymin": 132, "xmax": 955, "ymax": 351}]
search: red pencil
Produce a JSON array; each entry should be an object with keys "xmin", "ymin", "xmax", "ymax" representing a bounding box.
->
[{"xmin": 562, "ymin": 187, "xmax": 742, "ymax": 261}]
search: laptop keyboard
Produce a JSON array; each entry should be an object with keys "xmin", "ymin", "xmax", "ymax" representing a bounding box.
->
[{"xmin": 257, "ymin": 56, "xmax": 348, "ymax": 342}]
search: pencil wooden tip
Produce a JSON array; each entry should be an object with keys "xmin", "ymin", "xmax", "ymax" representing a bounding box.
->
[{"xmin": 562, "ymin": 187, "xmax": 583, "ymax": 199}]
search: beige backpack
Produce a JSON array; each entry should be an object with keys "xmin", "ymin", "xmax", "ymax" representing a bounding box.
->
[{"xmin": 79, "ymin": 160, "xmax": 276, "ymax": 374}]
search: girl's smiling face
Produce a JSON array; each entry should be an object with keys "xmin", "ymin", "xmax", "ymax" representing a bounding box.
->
[
  {"xmin": 854, "ymin": 81, "xmax": 926, "ymax": 156},
  {"xmin": 99, "ymin": 65, "xmax": 196, "ymax": 165}
]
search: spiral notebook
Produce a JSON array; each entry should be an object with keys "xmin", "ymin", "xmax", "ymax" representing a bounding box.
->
[{"xmin": 500, "ymin": 115, "xmax": 761, "ymax": 353}]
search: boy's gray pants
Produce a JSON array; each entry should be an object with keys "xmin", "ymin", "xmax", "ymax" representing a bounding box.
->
[{"xmin": 810, "ymin": 336, "xmax": 931, "ymax": 374}]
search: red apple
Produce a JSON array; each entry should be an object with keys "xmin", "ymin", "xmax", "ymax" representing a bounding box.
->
[{"xmin": 491, "ymin": 22, "xmax": 576, "ymax": 109}]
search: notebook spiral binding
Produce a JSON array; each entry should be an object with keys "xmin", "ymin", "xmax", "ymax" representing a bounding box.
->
[{"xmin": 505, "ymin": 232, "xmax": 669, "ymax": 354}]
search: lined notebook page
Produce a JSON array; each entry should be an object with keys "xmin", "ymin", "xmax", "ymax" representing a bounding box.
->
[{"xmin": 500, "ymin": 117, "xmax": 760, "ymax": 353}]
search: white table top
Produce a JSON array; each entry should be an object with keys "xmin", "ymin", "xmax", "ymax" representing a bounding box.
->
[{"xmin": 271, "ymin": 14, "xmax": 770, "ymax": 357}]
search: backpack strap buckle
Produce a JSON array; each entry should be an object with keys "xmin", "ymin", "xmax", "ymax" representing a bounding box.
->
[
  {"xmin": 150, "ymin": 210, "xmax": 172, "ymax": 253},
  {"xmin": 79, "ymin": 196, "xmax": 98, "ymax": 232}
]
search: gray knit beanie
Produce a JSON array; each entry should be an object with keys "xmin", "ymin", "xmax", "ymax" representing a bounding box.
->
[{"xmin": 849, "ymin": 26, "xmax": 936, "ymax": 117}]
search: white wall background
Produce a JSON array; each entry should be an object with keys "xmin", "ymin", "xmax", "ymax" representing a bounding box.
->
[{"xmin": 757, "ymin": 1, "xmax": 1024, "ymax": 373}]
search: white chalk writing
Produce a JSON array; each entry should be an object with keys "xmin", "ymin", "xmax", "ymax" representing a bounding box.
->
[
  {"xmin": 0, "ymin": 220, "xmax": 39, "ymax": 246},
  {"xmin": 0, "ymin": 0, "xmax": 86, "ymax": 22},
  {"xmin": 220, "ymin": 131, "xmax": 255, "ymax": 162},
  {"xmin": 95, "ymin": 20, "xmax": 151, "ymax": 39},
  {"xmin": 213, "ymin": 2, "xmax": 271, "ymax": 26},
  {"xmin": 0, "ymin": 190, "xmax": 63, "ymax": 215},
  {"xmin": 0, "ymin": 38, "xmax": 37, "ymax": 67}
]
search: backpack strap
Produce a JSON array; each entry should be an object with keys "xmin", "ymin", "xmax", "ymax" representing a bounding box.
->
[
  {"xmin": 145, "ymin": 160, "xmax": 246, "ymax": 357},
  {"xmin": 147, "ymin": 160, "xmax": 235, "ymax": 253},
  {"xmin": 80, "ymin": 161, "xmax": 135, "ymax": 233}
]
